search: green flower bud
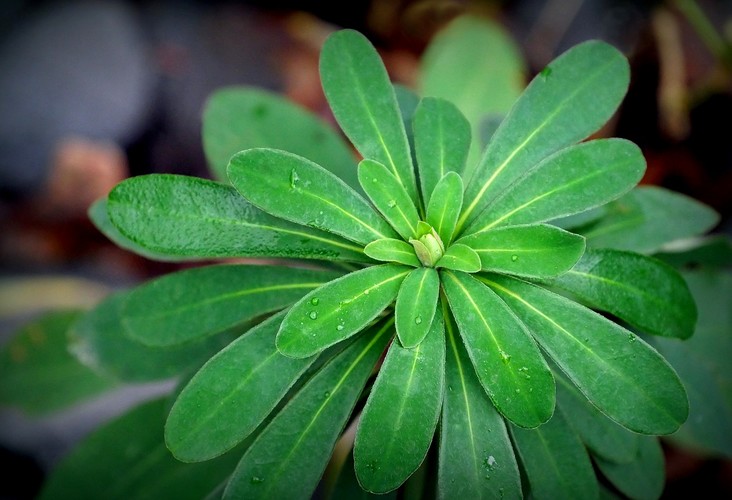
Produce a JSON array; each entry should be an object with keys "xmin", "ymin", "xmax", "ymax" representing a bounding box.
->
[{"xmin": 409, "ymin": 226, "xmax": 445, "ymax": 267}]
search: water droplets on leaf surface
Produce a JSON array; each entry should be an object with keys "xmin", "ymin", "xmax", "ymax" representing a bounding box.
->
[
  {"xmin": 308, "ymin": 311, "xmax": 318, "ymax": 320},
  {"xmin": 387, "ymin": 200, "xmax": 397, "ymax": 208},
  {"xmin": 415, "ymin": 316, "xmax": 423, "ymax": 325},
  {"xmin": 500, "ymin": 350, "xmax": 511, "ymax": 364},
  {"xmin": 310, "ymin": 297, "xmax": 320, "ymax": 306},
  {"xmin": 289, "ymin": 169, "xmax": 300, "ymax": 189},
  {"xmin": 540, "ymin": 66, "xmax": 552, "ymax": 80},
  {"xmin": 336, "ymin": 323, "xmax": 344, "ymax": 331},
  {"xmin": 250, "ymin": 476, "xmax": 264, "ymax": 484},
  {"xmin": 511, "ymin": 255, "xmax": 519, "ymax": 262}
]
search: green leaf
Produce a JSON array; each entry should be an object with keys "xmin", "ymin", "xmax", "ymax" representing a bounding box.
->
[
  {"xmin": 358, "ymin": 159, "xmax": 420, "ymax": 240},
  {"xmin": 458, "ymin": 41, "xmax": 629, "ymax": 232},
  {"xmin": 418, "ymin": 15, "xmax": 525, "ymax": 178},
  {"xmin": 554, "ymin": 370, "xmax": 638, "ymax": 463},
  {"xmin": 441, "ymin": 271, "xmax": 554, "ymax": 428},
  {"xmin": 38, "ymin": 398, "xmax": 243, "ymax": 500},
  {"xmin": 436, "ymin": 244, "xmax": 481, "ymax": 273},
  {"xmin": 595, "ymin": 437, "xmax": 665, "ymax": 500},
  {"xmin": 426, "ymin": 172, "xmax": 464, "ymax": 245},
  {"xmin": 320, "ymin": 29, "xmax": 418, "ymax": 203},
  {"xmin": 364, "ymin": 238, "xmax": 420, "ymax": 267},
  {"xmin": 224, "ymin": 320, "xmax": 393, "ymax": 499},
  {"xmin": 482, "ymin": 274, "xmax": 689, "ymax": 435},
  {"xmin": 580, "ymin": 186, "xmax": 720, "ymax": 254},
  {"xmin": 438, "ymin": 298, "xmax": 522, "ymax": 499},
  {"xmin": 107, "ymin": 174, "xmax": 369, "ymax": 262},
  {"xmin": 69, "ymin": 292, "xmax": 231, "ymax": 382},
  {"xmin": 509, "ymin": 407, "xmax": 599, "ymax": 500},
  {"xmin": 354, "ymin": 308, "xmax": 444, "ymax": 493},
  {"xmin": 459, "ymin": 224, "xmax": 585, "ymax": 278},
  {"xmin": 330, "ymin": 448, "xmax": 396, "ymax": 500},
  {"xmin": 551, "ymin": 206, "xmax": 607, "ymax": 231},
  {"xmin": 395, "ymin": 267, "xmax": 440, "ymax": 348},
  {"xmin": 0, "ymin": 311, "xmax": 116, "ymax": 415},
  {"xmin": 202, "ymin": 87, "xmax": 359, "ymax": 191},
  {"xmin": 545, "ymin": 249, "xmax": 697, "ymax": 339},
  {"xmin": 165, "ymin": 312, "xmax": 316, "ymax": 462},
  {"xmin": 228, "ymin": 149, "xmax": 396, "ymax": 245},
  {"xmin": 655, "ymin": 235, "xmax": 732, "ymax": 268},
  {"xmin": 464, "ymin": 139, "xmax": 645, "ymax": 234},
  {"xmin": 413, "ymin": 98, "xmax": 471, "ymax": 205},
  {"xmin": 277, "ymin": 264, "xmax": 409, "ymax": 358},
  {"xmin": 123, "ymin": 264, "xmax": 341, "ymax": 347}
]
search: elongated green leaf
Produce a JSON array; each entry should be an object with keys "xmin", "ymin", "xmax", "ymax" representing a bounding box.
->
[
  {"xmin": 320, "ymin": 29, "xmax": 418, "ymax": 203},
  {"xmin": 395, "ymin": 84, "xmax": 420, "ymax": 171},
  {"xmin": 465, "ymin": 139, "xmax": 645, "ymax": 234},
  {"xmin": 655, "ymin": 235, "xmax": 732, "ymax": 268},
  {"xmin": 165, "ymin": 313, "xmax": 316, "ymax": 462},
  {"xmin": 441, "ymin": 271, "xmax": 554, "ymax": 428},
  {"xmin": 509, "ymin": 407, "xmax": 599, "ymax": 500},
  {"xmin": 224, "ymin": 320, "xmax": 392, "ymax": 499},
  {"xmin": 38, "ymin": 399, "xmax": 243, "ymax": 500},
  {"xmin": 107, "ymin": 174, "xmax": 368, "ymax": 262},
  {"xmin": 426, "ymin": 172, "xmax": 464, "ymax": 245},
  {"xmin": 595, "ymin": 437, "xmax": 664, "ymax": 500},
  {"xmin": 545, "ymin": 249, "xmax": 697, "ymax": 339},
  {"xmin": 554, "ymin": 370, "xmax": 638, "ymax": 463},
  {"xmin": 436, "ymin": 244, "xmax": 481, "ymax": 273},
  {"xmin": 580, "ymin": 186, "xmax": 720, "ymax": 254},
  {"xmin": 364, "ymin": 238, "xmax": 420, "ymax": 267},
  {"xmin": 330, "ymin": 448, "xmax": 397, "ymax": 500},
  {"xmin": 419, "ymin": 15, "xmax": 525, "ymax": 177},
  {"xmin": 438, "ymin": 298, "xmax": 522, "ymax": 499},
  {"xmin": 358, "ymin": 159, "xmax": 420, "ymax": 240},
  {"xmin": 395, "ymin": 267, "xmax": 440, "ymax": 348},
  {"xmin": 123, "ymin": 264, "xmax": 341, "ymax": 346},
  {"xmin": 413, "ymin": 98, "xmax": 471, "ymax": 205},
  {"xmin": 459, "ymin": 224, "xmax": 585, "ymax": 278},
  {"xmin": 355, "ymin": 308, "xmax": 444, "ymax": 493},
  {"xmin": 482, "ymin": 274, "xmax": 688, "ymax": 434},
  {"xmin": 202, "ymin": 87, "xmax": 359, "ymax": 191},
  {"xmin": 277, "ymin": 264, "xmax": 409, "ymax": 358},
  {"xmin": 551, "ymin": 206, "xmax": 607, "ymax": 231},
  {"xmin": 69, "ymin": 292, "xmax": 232, "ymax": 382},
  {"xmin": 458, "ymin": 41, "xmax": 629, "ymax": 232},
  {"xmin": 0, "ymin": 311, "xmax": 116, "ymax": 415},
  {"xmin": 228, "ymin": 149, "xmax": 395, "ymax": 245}
]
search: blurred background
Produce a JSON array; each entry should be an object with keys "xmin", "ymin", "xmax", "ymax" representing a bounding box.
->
[{"xmin": 0, "ymin": 0, "xmax": 731, "ymax": 498}]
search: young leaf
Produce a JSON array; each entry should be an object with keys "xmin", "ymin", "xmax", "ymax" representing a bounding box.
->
[
  {"xmin": 580, "ymin": 186, "xmax": 720, "ymax": 254},
  {"xmin": 364, "ymin": 238, "xmax": 420, "ymax": 267},
  {"xmin": 395, "ymin": 267, "xmax": 440, "ymax": 348},
  {"xmin": 224, "ymin": 320, "xmax": 393, "ymax": 500},
  {"xmin": 482, "ymin": 274, "xmax": 689, "ymax": 435},
  {"xmin": 107, "ymin": 174, "xmax": 369, "ymax": 262},
  {"xmin": 413, "ymin": 98, "xmax": 471, "ymax": 205},
  {"xmin": 0, "ymin": 311, "xmax": 116, "ymax": 415},
  {"xmin": 426, "ymin": 172, "xmax": 464, "ymax": 245},
  {"xmin": 165, "ymin": 313, "xmax": 317, "ymax": 462},
  {"xmin": 202, "ymin": 87, "xmax": 359, "ymax": 191},
  {"xmin": 458, "ymin": 41, "xmax": 629, "ymax": 232},
  {"xmin": 277, "ymin": 264, "xmax": 409, "ymax": 358},
  {"xmin": 464, "ymin": 139, "xmax": 645, "ymax": 234},
  {"xmin": 358, "ymin": 159, "xmax": 420, "ymax": 240},
  {"xmin": 228, "ymin": 149, "xmax": 396, "ymax": 245},
  {"xmin": 509, "ymin": 407, "xmax": 599, "ymax": 500},
  {"xmin": 544, "ymin": 249, "xmax": 697, "ymax": 339},
  {"xmin": 438, "ymin": 298, "xmax": 522, "ymax": 499},
  {"xmin": 435, "ymin": 244, "xmax": 481, "ymax": 273},
  {"xmin": 320, "ymin": 29, "xmax": 418, "ymax": 203},
  {"xmin": 122, "ymin": 264, "xmax": 341, "ymax": 346},
  {"xmin": 458, "ymin": 224, "xmax": 585, "ymax": 278},
  {"xmin": 441, "ymin": 271, "xmax": 555, "ymax": 428},
  {"xmin": 355, "ymin": 308, "xmax": 445, "ymax": 493},
  {"xmin": 595, "ymin": 437, "xmax": 665, "ymax": 500}
]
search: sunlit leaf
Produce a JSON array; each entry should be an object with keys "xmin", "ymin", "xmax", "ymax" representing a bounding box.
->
[{"xmin": 435, "ymin": 244, "xmax": 481, "ymax": 273}]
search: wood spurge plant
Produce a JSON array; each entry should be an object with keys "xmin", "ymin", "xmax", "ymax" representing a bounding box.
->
[{"xmin": 21, "ymin": 23, "xmax": 720, "ymax": 500}]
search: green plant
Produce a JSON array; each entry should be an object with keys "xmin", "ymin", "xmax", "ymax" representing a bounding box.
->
[{"xmin": 2, "ymin": 17, "xmax": 727, "ymax": 500}]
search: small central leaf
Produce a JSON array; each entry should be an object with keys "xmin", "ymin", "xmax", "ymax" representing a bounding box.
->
[{"xmin": 409, "ymin": 223, "xmax": 445, "ymax": 267}]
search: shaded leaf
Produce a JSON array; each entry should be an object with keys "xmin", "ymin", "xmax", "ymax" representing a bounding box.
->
[
  {"xmin": 330, "ymin": 448, "xmax": 396, "ymax": 500},
  {"xmin": 595, "ymin": 437, "xmax": 665, "ymax": 500},
  {"xmin": 436, "ymin": 244, "xmax": 481, "ymax": 273},
  {"xmin": 364, "ymin": 238, "xmax": 420, "ymax": 267},
  {"xmin": 395, "ymin": 267, "xmax": 440, "ymax": 348},
  {"xmin": 426, "ymin": 172, "xmax": 464, "ymax": 245}
]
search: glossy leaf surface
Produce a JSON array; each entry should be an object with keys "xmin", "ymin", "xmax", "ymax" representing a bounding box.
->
[
  {"xmin": 107, "ymin": 174, "xmax": 368, "ymax": 262},
  {"xmin": 435, "ymin": 244, "xmax": 481, "ymax": 273},
  {"xmin": 395, "ymin": 267, "xmax": 440, "ymax": 348},
  {"xmin": 595, "ymin": 437, "xmax": 665, "ymax": 500},
  {"xmin": 224, "ymin": 322, "xmax": 392, "ymax": 499},
  {"xmin": 355, "ymin": 310, "xmax": 445, "ymax": 493},
  {"xmin": 320, "ymin": 29, "xmax": 418, "ymax": 203},
  {"xmin": 426, "ymin": 172, "xmax": 463, "ymax": 245},
  {"xmin": 277, "ymin": 264, "xmax": 409, "ymax": 357},
  {"xmin": 364, "ymin": 238, "xmax": 420, "ymax": 267},
  {"xmin": 441, "ymin": 271, "xmax": 554, "ymax": 428},
  {"xmin": 459, "ymin": 224, "xmax": 585, "ymax": 278},
  {"xmin": 483, "ymin": 274, "xmax": 688, "ymax": 435}
]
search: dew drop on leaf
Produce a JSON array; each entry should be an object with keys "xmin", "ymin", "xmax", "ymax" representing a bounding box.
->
[
  {"xmin": 387, "ymin": 199, "xmax": 397, "ymax": 208},
  {"xmin": 250, "ymin": 476, "xmax": 264, "ymax": 484},
  {"xmin": 324, "ymin": 390, "xmax": 331, "ymax": 398},
  {"xmin": 628, "ymin": 333, "xmax": 636, "ymax": 343},
  {"xmin": 336, "ymin": 324, "xmax": 344, "ymax": 331},
  {"xmin": 364, "ymin": 289, "xmax": 370, "ymax": 295},
  {"xmin": 511, "ymin": 255, "xmax": 519, "ymax": 262},
  {"xmin": 289, "ymin": 169, "xmax": 300, "ymax": 189},
  {"xmin": 415, "ymin": 315, "xmax": 423, "ymax": 325},
  {"xmin": 309, "ymin": 311, "xmax": 318, "ymax": 320},
  {"xmin": 540, "ymin": 66, "xmax": 552, "ymax": 80},
  {"xmin": 310, "ymin": 297, "xmax": 320, "ymax": 306},
  {"xmin": 500, "ymin": 350, "xmax": 511, "ymax": 364}
]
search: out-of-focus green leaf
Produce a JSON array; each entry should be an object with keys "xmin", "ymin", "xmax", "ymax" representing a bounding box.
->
[
  {"xmin": 654, "ymin": 235, "xmax": 732, "ymax": 268},
  {"xmin": 395, "ymin": 267, "xmax": 439, "ymax": 348},
  {"xmin": 595, "ymin": 437, "xmax": 665, "ymax": 500}
]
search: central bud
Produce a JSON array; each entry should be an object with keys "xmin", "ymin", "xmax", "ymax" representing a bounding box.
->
[{"xmin": 409, "ymin": 221, "xmax": 445, "ymax": 267}]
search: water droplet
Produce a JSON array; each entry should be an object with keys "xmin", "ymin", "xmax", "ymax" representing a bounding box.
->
[
  {"xmin": 364, "ymin": 289, "xmax": 370, "ymax": 295},
  {"xmin": 310, "ymin": 297, "xmax": 320, "ymax": 306},
  {"xmin": 500, "ymin": 350, "xmax": 511, "ymax": 364},
  {"xmin": 628, "ymin": 333, "xmax": 636, "ymax": 343},
  {"xmin": 487, "ymin": 455, "xmax": 497, "ymax": 469},
  {"xmin": 309, "ymin": 311, "xmax": 318, "ymax": 320},
  {"xmin": 339, "ymin": 298, "xmax": 352, "ymax": 307},
  {"xmin": 289, "ymin": 169, "xmax": 300, "ymax": 189},
  {"xmin": 448, "ymin": 385, "xmax": 454, "ymax": 392},
  {"xmin": 415, "ymin": 315, "xmax": 423, "ymax": 325},
  {"xmin": 387, "ymin": 199, "xmax": 397, "ymax": 208},
  {"xmin": 540, "ymin": 66, "xmax": 552, "ymax": 80},
  {"xmin": 515, "ymin": 388, "xmax": 521, "ymax": 394},
  {"xmin": 511, "ymin": 254, "xmax": 519, "ymax": 262},
  {"xmin": 324, "ymin": 390, "xmax": 331, "ymax": 398},
  {"xmin": 250, "ymin": 476, "xmax": 264, "ymax": 484},
  {"xmin": 372, "ymin": 177, "xmax": 378, "ymax": 183},
  {"xmin": 318, "ymin": 210, "xmax": 324, "ymax": 215},
  {"xmin": 336, "ymin": 324, "xmax": 344, "ymax": 331}
]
